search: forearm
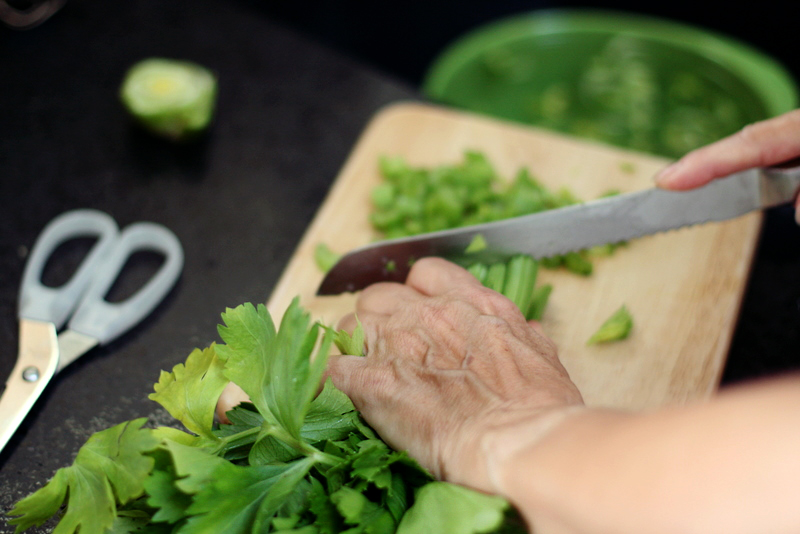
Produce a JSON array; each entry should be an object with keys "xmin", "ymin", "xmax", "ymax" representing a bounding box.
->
[{"xmin": 489, "ymin": 374, "xmax": 800, "ymax": 534}]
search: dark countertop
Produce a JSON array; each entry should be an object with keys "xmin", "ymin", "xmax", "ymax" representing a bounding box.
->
[
  {"xmin": 1, "ymin": 0, "xmax": 799, "ymax": 531},
  {"xmin": 0, "ymin": 0, "xmax": 417, "ymax": 528}
]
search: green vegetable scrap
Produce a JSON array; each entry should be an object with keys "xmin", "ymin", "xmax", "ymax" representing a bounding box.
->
[
  {"xmin": 484, "ymin": 262, "xmax": 508, "ymax": 293},
  {"xmin": 466, "ymin": 262, "xmax": 489, "ymax": 285},
  {"xmin": 331, "ymin": 315, "xmax": 366, "ymax": 357},
  {"xmin": 120, "ymin": 57, "xmax": 218, "ymax": 142},
  {"xmin": 563, "ymin": 251, "xmax": 593, "ymax": 277},
  {"xmin": 526, "ymin": 284, "xmax": 553, "ymax": 322},
  {"xmin": 587, "ymin": 305, "xmax": 634, "ymax": 345},
  {"xmin": 501, "ymin": 254, "xmax": 539, "ymax": 317},
  {"xmin": 314, "ymin": 243, "xmax": 342, "ymax": 274},
  {"xmin": 465, "ymin": 233, "xmax": 488, "ymax": 254},
  {"xmin": 8, "ymin": 298, "xmax": 524, "ymax": 534}
]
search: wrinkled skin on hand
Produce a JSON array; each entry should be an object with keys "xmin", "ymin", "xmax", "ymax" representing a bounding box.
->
[{"xmin": 327, "ymin": 257, "xmax": 584, "ymax": 493}]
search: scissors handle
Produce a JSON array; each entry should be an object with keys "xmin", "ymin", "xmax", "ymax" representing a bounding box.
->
[
  {"xmin": 68, "ymin": 221, "xmax": 184, "ymax": 345},
  {"xmin": 18, "ymin": 209, "xmax": 119, "ymax": 328}
]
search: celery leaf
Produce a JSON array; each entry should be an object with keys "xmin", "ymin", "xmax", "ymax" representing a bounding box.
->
[
  {"xmin": 216, "ymin": 299, "xmax": 332, "ymax": 441},
  {"xmin": 8, "ymin": 419, "xmax": 158, "ymax": 534},
  {"xmin": 396, "ymin": 482, "xmax": 509, "ymax": 534},
  {"xmin": 179, "ymin": 459, "xmax": 312, "ymax": 534},
  {"xmin": 149, "ymin": 344, "xmax": 228, "ymax": 439},
  {"xmin": 332, "ymin": 317, "xmax": 365, "ymax": 357}
]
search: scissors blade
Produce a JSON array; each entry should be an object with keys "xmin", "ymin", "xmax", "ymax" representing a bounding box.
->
[
  {"xmin": 56, "ymin": 330, "xmax": 99, "ymax": 373},
  {"xmin": 0, "ymin": 319, "xmax": 59, "ymax": 453}
]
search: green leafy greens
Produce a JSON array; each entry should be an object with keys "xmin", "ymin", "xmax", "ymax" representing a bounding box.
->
[{"xmin": 7, "ymin": 298, "xmax": 524, "ymax": 534}]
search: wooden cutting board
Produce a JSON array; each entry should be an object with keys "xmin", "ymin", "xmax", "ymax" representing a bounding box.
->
[{"xmin": 266, "ymin": 102, "xmax": 762, "ymax": 411}]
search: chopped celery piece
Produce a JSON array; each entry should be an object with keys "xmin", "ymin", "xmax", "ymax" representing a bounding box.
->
[
  {"xmin": 588, "ymin": 305, "xmax": 634, "ymax": 344},
  {"xmin": 484, "ymin": 263, "xmax": 507, "ymax": 293},
  {"xmin": 540, "ymin": 255, "xmax": 565, "ymax": 269},
  {"xmin": 120, "ymin": 57, "xmax": 217, "ymax": 141},
  {"xmin": 587, "ymin": 244, "xmax": 616, "ymax": 257},
  {"xmin": 469, "ymin": 256, "xmax": 549, "ymax": 320},
  {"xmin": 467, "ymin": 262, "xmax": 489, "ymax": 284},
  {"xmin": 465, "ymin": 234, "xmax": 488, "ymax": 254},
  {"xmin": 371, "ymin": 183, "xmax": 396, "ymax": 210},
  {"xmin": 564, "ymin": 251, "xmax": 593, "ymax": 276},
  {"xmin": 314, "ymin": 243, "xmax": 341, "ymax": 273},
  {"xmin": 502, "ymin": 255, "xmax": 538, "ymax": 316},
  {"xmin": 526, "ymin": 284, "xmax": 552, "ymax": 321}
]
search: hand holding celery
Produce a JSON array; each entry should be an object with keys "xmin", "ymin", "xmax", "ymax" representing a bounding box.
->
[
  {"xmin": 8, "ymin": 299, "xmax": 524, "ymax": 534},
  {"xmin": 327, "ymin": 258, "xmax": 585, "ymax": 496}
]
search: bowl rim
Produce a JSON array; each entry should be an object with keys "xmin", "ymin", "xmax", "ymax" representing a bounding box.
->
[{"xmin": 422, "ymin": 9, "xmax": 799, "ymax": 117}]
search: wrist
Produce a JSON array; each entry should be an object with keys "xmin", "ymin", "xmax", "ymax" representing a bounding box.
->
[
  {"xmin": 480, "ymin": 404, "xmax": 589, "ymax": 495},
  {"xmin": 437, "ymin": 402, "xmax": 587, "ymax": 494}
]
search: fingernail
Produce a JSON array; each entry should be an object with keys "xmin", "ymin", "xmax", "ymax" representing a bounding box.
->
[{"xmin": 654, "ymin": 160, "xmax": 683, "ymax": 187}]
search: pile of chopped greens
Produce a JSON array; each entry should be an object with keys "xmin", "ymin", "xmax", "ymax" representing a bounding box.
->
[
  {"xmin": 7, "ymin": 299, "xmax": 525, "ymax": 534},
  {"xmin": 370, "ymin": 150, "xmax": 624, "ymax": 278},
  {"xmin": 371, "ymin": 151, "xmax": 576, "ymax": 237}
]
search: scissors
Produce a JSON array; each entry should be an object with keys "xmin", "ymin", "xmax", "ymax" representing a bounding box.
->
[{"xmin": 0, "ymin": 209, "xmax": 183, "ymax": 453}]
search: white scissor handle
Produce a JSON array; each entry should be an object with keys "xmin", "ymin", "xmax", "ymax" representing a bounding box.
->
[
  {"xmin": 18, "ymin": 209, "xmax": 119, "ymax": 328},
  {"xmin": 67, "ymin": 221, "xmax": 184, "ymax": 345}
]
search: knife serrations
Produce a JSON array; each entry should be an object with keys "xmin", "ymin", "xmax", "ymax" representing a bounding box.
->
[{"xmin": 317, "ymin": 169, "xmax": 764, "ymax": 295}]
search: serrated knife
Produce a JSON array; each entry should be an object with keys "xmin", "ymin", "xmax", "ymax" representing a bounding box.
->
[{"xmin": 317, "ymin": 164, "xmax": 800, "ymax": 295}]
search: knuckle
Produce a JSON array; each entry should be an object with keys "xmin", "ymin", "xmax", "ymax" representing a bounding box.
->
[
  {"xmin": 736, "ymin": 122, "xmax": 776, "ymax": 166},
  {"xmin": 466, "ymin": 285, "xmax": 520, "ymax": 316}
]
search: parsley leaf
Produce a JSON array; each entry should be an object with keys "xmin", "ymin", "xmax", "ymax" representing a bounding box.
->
[
  {"xmin": 332, "ymin": 317, "xmax": 365, "ymax": 357},
  {"xmin": 8, "ymin": 419, "xmax": 158, "ymax": 534},
  {"xmin": 300, "ymin": 378, "xmax": 359, "ymax": 444},
  {"xmin": 149, "ymin": 344, "xmax": 228, "ymax": 439},
  {"xmin": 216, "ymin": 299, "xmax": 333, "ymax": 443},
  {"xmin": 396, "ymin": 482, "xmax": 510, "ymax": 534},
  {"xmin": 179, "ymin": 458, "xmax": 313, "ymax": 534}
]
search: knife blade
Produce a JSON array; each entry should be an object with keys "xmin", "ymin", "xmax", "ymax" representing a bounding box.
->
[{"xmin": 317, "ymin": 164, "xmax": 800, "ymax": 295}]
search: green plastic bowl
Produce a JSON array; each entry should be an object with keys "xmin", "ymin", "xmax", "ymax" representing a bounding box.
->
[{"xmin": 423, "ymin": 10, "xmax": 798, "ymax": 158}]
